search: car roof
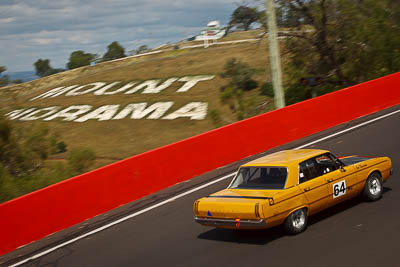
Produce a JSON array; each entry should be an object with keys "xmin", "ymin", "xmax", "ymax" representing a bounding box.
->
[{"xmin": 242, "ymin": 149, "xmax": 329, "ymax": 167}]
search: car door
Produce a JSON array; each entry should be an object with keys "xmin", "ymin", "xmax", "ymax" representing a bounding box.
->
[
  {"xmin": 297, "ymin": 158, "xmax": 330, "ymax": 215},
  {"xmin": 322, "ymin": 153, "xmax": 358, "ymax": 207},
  {"xmin": 353, "ymin": 160, "xmax": 371, "ymax": 193}
]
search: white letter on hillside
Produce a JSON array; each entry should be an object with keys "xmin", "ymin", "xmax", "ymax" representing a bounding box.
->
[
  {"xmin": 113, "ymin": 102, "xmax": 174, "ymax": 120},
  {"xmin": 30, "ymin": 85, "xmax": 79, "ymax": 101},
  {"xmin": 44, "ymin": 105, "xmax": 92, "ymax": 121},
  {"xmin": 66, "ymin": 82, "xmax": 106, "ymax": 96},
  {"xmin": 125, "ymin": 78, "xmax": 178, "ymax": 94},
  {"xmin": 163, "ymin": 102, "xmax": 208, "ymax": 120},
  {"xmin": 75, "ymin": 105, "xmax": 120, "ymax": 122},
  {"xmin": 20, "ymin": 106, "xmax": 61, "ymax": 121},
  {"xmin": 94, "ymin": 81, "xmax": 137, "ymax": 95},
  {"xmin": 6, "ymin": 108, "xmax": 36, "ymax": 120},
  {"xmin": 92, "ymin": 82, "xmax": 120, "ymax": 95},
  {"xmin": 176, "ymin": 75, "xmax": 215, "ymax": 92}
]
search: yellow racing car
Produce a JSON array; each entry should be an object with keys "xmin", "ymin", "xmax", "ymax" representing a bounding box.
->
[{"xmin": 194, "ymin": 149, "xmax": 392, "ymax": 234}]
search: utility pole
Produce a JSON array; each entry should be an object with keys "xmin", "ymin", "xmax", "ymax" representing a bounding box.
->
[{"xmin": 265, "ymin": 0, "xmax": 285, "ymax": 108}]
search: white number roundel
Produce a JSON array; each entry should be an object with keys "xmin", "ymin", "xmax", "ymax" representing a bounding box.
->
[{"xmin": 333, "ymin": 180, "xmax": 346, "ymax": 198}]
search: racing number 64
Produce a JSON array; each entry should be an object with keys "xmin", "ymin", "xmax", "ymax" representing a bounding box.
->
[{"xmin": 333, "ymin": 180, "xmax": 346, "ymax": 198}]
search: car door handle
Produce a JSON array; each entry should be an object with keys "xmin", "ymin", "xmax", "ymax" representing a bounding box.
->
[
  {"xmin": 360, "ymin": 164, "xmax": 367, "ymax": 168},
  {"xmin": 327, "ymin": 178, "xmax": 333, "ymax": 183},
  {"xmin": 304, "ymin": 187, "xmax": 310, "ymax": 192}
]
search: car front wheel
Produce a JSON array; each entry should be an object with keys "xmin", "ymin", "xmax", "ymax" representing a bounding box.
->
[
  {"xmin": 363, "ymin": 172, "xmax": 383, "ymax": 201},
  {"xmin": 284, "ymin": 208, "xmax": 308, "ymax": 235}
]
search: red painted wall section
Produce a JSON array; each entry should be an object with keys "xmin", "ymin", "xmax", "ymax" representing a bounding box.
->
[{"xmin": 1, "ymin": 72, "xmax": 399, "ymax": 255}]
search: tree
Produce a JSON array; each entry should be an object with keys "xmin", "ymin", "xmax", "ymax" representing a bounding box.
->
[
  {"xmin": 34, "ymin": 59, "xmax": 52, "ymax": 77},
  {"xmin": 0, "ymin": 118, "xmax": 59, "ymax": 177},
  {"xmin": 220, "ymin": 58, "xmax": 258, "ymax": 91},
  {"xmin": 136, "ymin": 45, "xmax": 150, "ymax": 55},
  {"xmin": 0, "ymin": 66, "xmax": 31, "ymax": 86},
  {"xmin": 228, "ymin": 6, "xmax": 260, "ymax": 31},
  {"xmin": 285, "ymin": 83, "xmax": 311, "ymax": 105},
  {"xmin": 102, "ymin": 41, "xmax": 126, "ymax": 61},
  {"xmin": 0, "ymin": 66, "xmax": 10, "ymax": 87},
  {"xmin": 0, "ymin": 117, "xmax": 75, "ymax": 203},
  {"xmin": 33, "ymin": 59, "xmax": 64, "ymax": 77},
  {"xmin": 67, "ymin": 50, "xmax": 95, "ymax": 70},
  {"xmin": 277, "ymin": 0, "xmax": 400, "ymax": 96},
  {"xmin": 219, "ymin": 58, "xmax": 260, "ymax": 120}
]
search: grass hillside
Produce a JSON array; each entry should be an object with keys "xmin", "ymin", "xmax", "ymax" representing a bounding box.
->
[{"xmin": 1, "ymin": 30, "xmax": 284, "ymax": 170}]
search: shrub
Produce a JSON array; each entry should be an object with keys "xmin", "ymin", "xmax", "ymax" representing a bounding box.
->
[
  {"xmin": 219, "ymin": 58, "xmax": 258, "ymax": 91},
  {"xmin": 209, "ymin": 109, "xmax": 222, "ymax": 126},
  {"xmin": 285, "ymin": 84, "xmax": 311, "ymax": 105},
  {"xmin": 67, "ymin": 148, "xmax": 95, "ymax": 174},
  {"xmin": 56, "ymin": 141, "xmax": 67, "ymax": 153},
  {"xmin": 220, "ymin": 87, "xmax": 234, "ymax": 103},
  {"xmin": 260, "ymin": 82, "xmax": 274, "ymax": 97}
]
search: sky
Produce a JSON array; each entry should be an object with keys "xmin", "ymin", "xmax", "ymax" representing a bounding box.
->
[{"xmin": 0, "ymin": 0, "xmax": 238, "ymax": 72}]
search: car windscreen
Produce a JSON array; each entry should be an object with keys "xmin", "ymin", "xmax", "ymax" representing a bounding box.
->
[{"xmin": 229, "ymin": 167, "xmax": 288, "ymax": 190}]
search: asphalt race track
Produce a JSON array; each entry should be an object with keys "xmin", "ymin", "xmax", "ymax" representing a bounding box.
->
[{"xmin": 3, "ymin": 105, "xmax": 400, "ymax": 267}]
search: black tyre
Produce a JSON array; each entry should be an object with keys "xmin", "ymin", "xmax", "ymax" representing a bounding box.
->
[
  {"xmin": 284, "ymin": 208, "xmax": 308, "ymax": 235},
  {"xmin": 363, "ymin": 172, "xmax": 383, "ymax": 201}
]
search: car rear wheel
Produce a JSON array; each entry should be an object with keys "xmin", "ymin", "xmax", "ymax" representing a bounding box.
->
[
  {"xmin": 284, "ymin": 208, "xmax": 308, "ymax": 235},
  {"xmin": 363, "ymin": 172, "xmax": 382, "ymax": 201}
]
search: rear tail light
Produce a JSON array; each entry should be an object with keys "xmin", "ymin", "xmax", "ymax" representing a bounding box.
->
[
  {"xmin": 235, "ymin": 218, "xmax": 240, "ymax": 228},
  {"xmin": 193, "ymin": 200, "xmax": 199, "ymax": 214},
  {"xmin": 255, "ymin": 203, "xmax": 260, "ymax": 217}
]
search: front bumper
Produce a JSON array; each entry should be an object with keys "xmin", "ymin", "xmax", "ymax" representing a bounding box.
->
[{"xmin": 194, "ymin": 216, "xmax": 267, "ymax": 228}]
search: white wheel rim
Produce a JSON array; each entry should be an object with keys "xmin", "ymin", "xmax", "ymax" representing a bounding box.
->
[
  {"xmin": 292, "ymin": 210, "xmax": 305, "ymax": 230},
  {"xmin": 368, "ymin": 177, "xmax": 381, "ymax": 196}
]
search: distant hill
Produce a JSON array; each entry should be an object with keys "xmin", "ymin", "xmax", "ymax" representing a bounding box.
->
[
  {"xmin": 6, "ymin": 71, "xmax": 38, "ymax": 82},
  {"xmin": 1, "ymin": 30, "xmax": 279, "ymax": 169}
]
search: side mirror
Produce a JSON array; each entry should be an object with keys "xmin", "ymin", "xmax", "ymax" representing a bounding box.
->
[
  {"xmin": 339, "ymin": 164, "xmax": 346, "ymax": 172},
  {"xmin": 335, "ymin": 159, "xmax": 346, "ymax": 172}
]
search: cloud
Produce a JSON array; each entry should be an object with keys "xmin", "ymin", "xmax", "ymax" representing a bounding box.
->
[
  {"xmin": 0, "ymin": 0, "xmax": 237, "ymax": 71},
  {"xmin": 0, "ymin": 17, "xmax": 15, "ymax": 23},
  {"xmin": 31, "ymin": 38, "xmax": 62, "ymax": 45}
]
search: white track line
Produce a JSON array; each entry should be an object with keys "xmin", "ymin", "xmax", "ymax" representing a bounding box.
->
[
  {"xmin": 9, "ymin": 108, "xmax": 400, "ymax": 267},
  {"xmin": 8, "ymin": 174, "xmax": 235, "ymax": 267},
  {"xmin": 294, "ymin": 109, "xmax": 400, "ymax": 149}
]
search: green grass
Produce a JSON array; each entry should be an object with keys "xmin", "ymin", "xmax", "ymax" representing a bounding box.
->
[{"xmin": 0, "ymin": 161, "xmax": 73, "ymax": 203}]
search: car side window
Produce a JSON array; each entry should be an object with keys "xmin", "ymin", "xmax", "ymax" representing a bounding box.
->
[
  {"xmin": 299, "ymin": 159, "xmax": 320, "ymax": 183},
  {"xmin": 315, "ymin": 153, "xmax": 338, "ymax": 175}
]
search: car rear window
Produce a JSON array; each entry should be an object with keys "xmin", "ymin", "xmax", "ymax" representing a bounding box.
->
[{"xmin": 229, "ymin": 167, "xmax": 288, "ymax": 190}]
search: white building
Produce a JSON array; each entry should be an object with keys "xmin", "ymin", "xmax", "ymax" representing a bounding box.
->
[{"xmin": 195, "ymin": 20, "xmax": 226, "ymax": 41}]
